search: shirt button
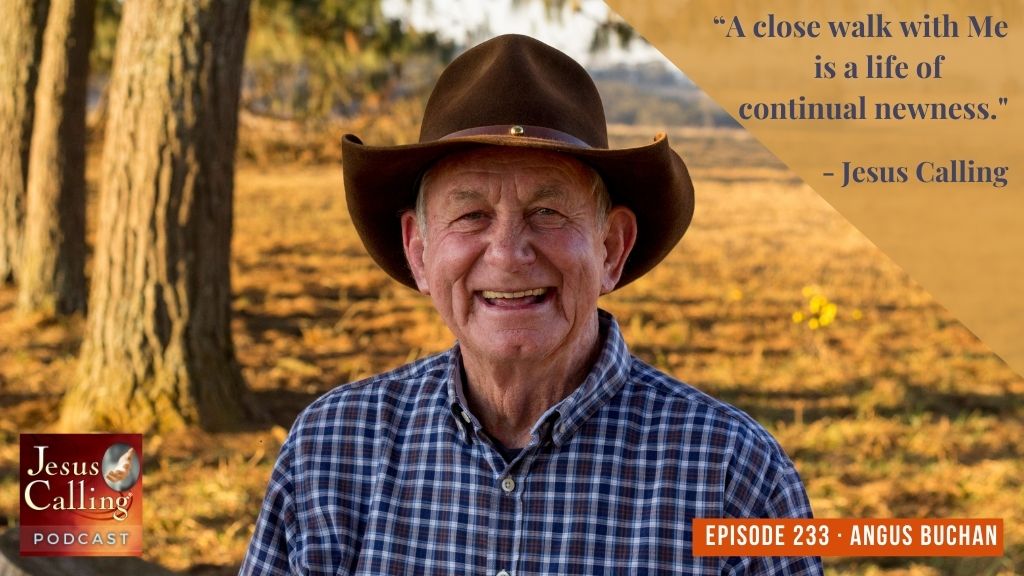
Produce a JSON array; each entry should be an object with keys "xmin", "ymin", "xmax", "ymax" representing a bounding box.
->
[
  {"xmin": 496, "ymin": 571, "xmax": 511, "ymax": 576},
  {"xmin": 501, "ymin": 477, "xmax": 516, "ymax": 493}
]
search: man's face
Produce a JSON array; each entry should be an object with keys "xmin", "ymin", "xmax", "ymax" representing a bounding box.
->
[{"xmin": 401, "ymin": 147, "xmax": 636, "ymax": 365}]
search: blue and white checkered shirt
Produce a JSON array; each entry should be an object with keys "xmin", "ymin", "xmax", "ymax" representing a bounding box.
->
[{"xmin": 241, "ymin": 310, "xmax": 822, "ymax": 575}]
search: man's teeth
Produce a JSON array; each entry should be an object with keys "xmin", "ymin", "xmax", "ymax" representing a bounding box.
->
[{"xmin": 481, "ymin": 288, "xmax": 548, "ymax": 299}]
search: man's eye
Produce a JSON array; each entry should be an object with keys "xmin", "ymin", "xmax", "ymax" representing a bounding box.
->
[
  {"xmin": 534, "ymin": 208, "xmax": 559, "ymax": 217},
  {"xmin": 452, "ymin": 211, "xmax": 489, "ymax": 228}
]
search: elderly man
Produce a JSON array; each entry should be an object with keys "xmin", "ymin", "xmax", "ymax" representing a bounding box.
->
[{"xmin": 242, "ymin": 34, "xmax": 822, "ymax": 575}]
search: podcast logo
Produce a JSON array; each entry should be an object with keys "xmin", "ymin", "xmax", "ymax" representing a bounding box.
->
[{"xmin": 19, "ymin": 434, "xmax": 143, "ymax": 556}]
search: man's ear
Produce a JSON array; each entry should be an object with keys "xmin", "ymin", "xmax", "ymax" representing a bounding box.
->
[
  {"xmin": 600, "ymin": 206, "xmax": 638, "ymax": 294},
  {"xmin": 401, "ymin": 211, "xmax": 431, "ymax": 294}
]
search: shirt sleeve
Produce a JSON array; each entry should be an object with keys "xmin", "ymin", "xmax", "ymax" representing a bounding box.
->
[
  {"xmin": 720, "ymin": 428, "xmax": 824, "ymax": 576},
  {"xmin": 239, "ymin": 433, "xmax": 303, "ymax": 576}
]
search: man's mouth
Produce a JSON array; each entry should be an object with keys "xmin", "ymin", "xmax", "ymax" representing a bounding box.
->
[{"xmin": 479, "ymin": 287, "xmax": 551, "ymax": 307}]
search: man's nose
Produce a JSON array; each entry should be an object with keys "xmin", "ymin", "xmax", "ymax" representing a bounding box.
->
[{"xmin": 484, "ymin": 217, "xmax": 536, "ymax": 268}]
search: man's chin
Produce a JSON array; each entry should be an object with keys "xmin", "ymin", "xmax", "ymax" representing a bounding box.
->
[{"xmin": 463, "ymin": 329, "xmax": 559, "ymax": 363}]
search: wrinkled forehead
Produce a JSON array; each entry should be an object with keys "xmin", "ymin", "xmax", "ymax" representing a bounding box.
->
[{"xmin": 420, "ymin": 147, "xmax": 600, "ymax": 201}]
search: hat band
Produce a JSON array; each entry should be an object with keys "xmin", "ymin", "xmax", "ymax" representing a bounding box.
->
[{"xmin": 438, "ymin": 125, "xmax": 592, "ymax": 148}]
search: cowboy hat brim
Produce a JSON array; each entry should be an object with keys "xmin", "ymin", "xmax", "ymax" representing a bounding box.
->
[{"xmin": 341, "ymin": 130, "xmax": 694, "ymax": 291}]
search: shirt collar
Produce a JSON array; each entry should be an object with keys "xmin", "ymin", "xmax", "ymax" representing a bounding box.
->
[{"xmin": 446, "ymin": 309, "xmax": 631, "ymax": 447}]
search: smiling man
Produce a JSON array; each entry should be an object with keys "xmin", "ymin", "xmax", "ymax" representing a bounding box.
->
[
  {"xmin": 401, "ymin": 148, "xmax": 635, "ymax": 451},
  {"xmin": 241, "ymin": 34, "xmax": 822, "ymax": 575}
]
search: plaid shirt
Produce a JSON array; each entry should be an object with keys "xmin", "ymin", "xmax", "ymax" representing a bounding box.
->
[{"xmin": 241, "ymin": 311, "xmax": 822, "ymax": 575}]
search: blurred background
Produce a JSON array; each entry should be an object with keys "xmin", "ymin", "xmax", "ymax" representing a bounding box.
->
[{"xmin": 0, "ymin": 0, "xmax": 1021, "ymax": 574}]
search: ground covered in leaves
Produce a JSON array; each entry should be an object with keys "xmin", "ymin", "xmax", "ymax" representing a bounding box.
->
[{"xmin": 0, "ymin": 126, "xmax": 1021, "ymax": 574}]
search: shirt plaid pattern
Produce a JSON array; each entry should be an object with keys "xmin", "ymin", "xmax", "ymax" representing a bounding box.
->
[{"xmin": 241, "ymin": 311, "xmax": 822, "ymax": 575}]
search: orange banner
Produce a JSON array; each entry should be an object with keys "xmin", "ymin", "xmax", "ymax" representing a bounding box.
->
[{"xmin": 693, "ymin": 518, "xmax": 1003, "ymax": 557}]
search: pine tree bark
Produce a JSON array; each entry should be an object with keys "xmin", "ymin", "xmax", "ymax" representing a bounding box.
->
[
  {"xmin": 18, "ymin": 0, "xmax": 96, "ymax": 316},
  {"xmin": 60, "ymin": 0, "xmax": 254, "ymax": 432},
  {"xmin": 0, "ymin": 0, "xmax": 50, "ymax": 283}
]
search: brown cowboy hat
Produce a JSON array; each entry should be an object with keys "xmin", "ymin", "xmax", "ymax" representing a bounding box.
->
[{"xmin": 342, "ymin": 33, "xmax": 694, "ymax": 290}]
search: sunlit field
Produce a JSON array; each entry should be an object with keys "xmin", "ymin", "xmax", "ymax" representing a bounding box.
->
[{"xmin": 0, "ymin": 123, "xmax": 1021, "ymax": 574}]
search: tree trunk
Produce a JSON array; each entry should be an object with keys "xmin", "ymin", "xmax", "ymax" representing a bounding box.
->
[
  {"xmin": 18, "ymin": 0, "xmax": 96, "ymax": 316},
  {"xmin": 61, "ymin": 0, "xmax": 254, "ymax": 432},
  {"xmin": 0, "ymin": 0, "xmax": 50, "ymax": 283}
]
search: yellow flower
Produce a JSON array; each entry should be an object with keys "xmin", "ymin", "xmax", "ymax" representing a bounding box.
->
[
  {"xmin": 808, "ymin": 318, "xmax": 820, "ymax": 330},
  {"xmin": 820, "ymin": 303, "xmax": 838, "ymax": 325},
  {"xmin": 808, "ymin": 294, "xmax": 827, "ymax": 314},
  {"xmin": 792, "ymin": 311, "xmax": 804, "ymax": 323}
]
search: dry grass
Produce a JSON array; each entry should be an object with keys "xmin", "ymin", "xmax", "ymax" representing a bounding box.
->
[{"xmin": 0, "ymin": 125, "xmax": 1021, "ymax": 574}]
